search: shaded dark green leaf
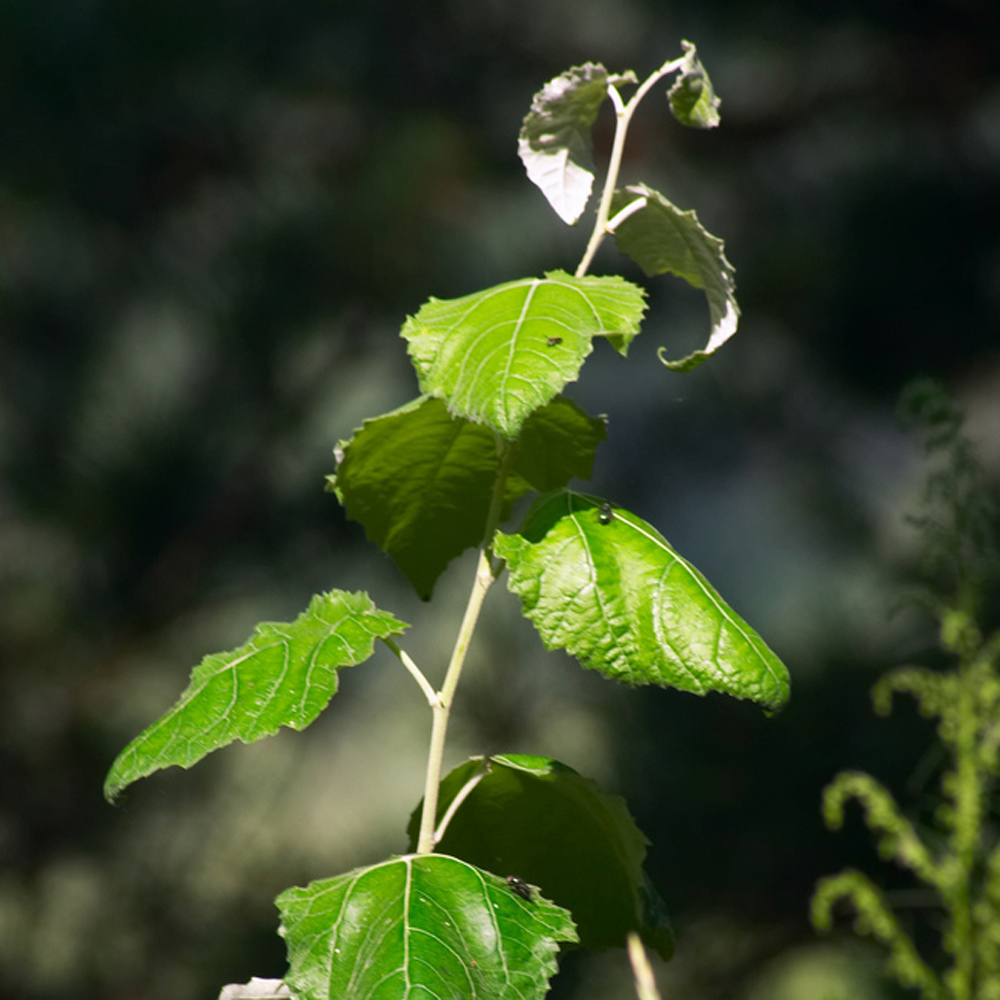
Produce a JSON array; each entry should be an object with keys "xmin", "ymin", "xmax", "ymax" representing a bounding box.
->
[
  {"xmin": 330, "ymin": 395, "xmax": 607, "ymax": 599},
  {"xmin": 407, "ymin": 754, "xmax": 674, "ymax": 959}
]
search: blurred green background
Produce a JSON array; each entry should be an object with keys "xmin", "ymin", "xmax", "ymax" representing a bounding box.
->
[{"xmin": 2, "ymin": 1, "xmax": 999, "ymax": 998}]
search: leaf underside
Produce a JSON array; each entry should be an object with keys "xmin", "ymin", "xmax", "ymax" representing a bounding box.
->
[
  {"xmin": 518, "ymin": 62, "xmax": 611, "ymax": 225},
  {"xmin": 610, "ymin": 183, "xmax": 738, "ymax": 372},
  {"xmin": 494, "ymin": 490, "xmax": 789, "ymax": 712},
  {"xmin": 104, "ymin": 590, "xmax": 407, "ymax": 801},
  {"xmin": 401, "ymin": 270, "xmax": 646, "ymax": 438},
  {"xmin": 277, "ymin": 853, "xmax": 577, "ymax": 1000},
  {"xmin": 407, "ymin": 753, "xmax": 674, "ymax": 959},
  {"xmin": 331, "ymin": 395, "xmax": 607, "ymax": 599}
]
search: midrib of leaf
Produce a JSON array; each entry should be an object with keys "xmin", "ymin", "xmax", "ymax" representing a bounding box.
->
[{"xmin": 501, "ymin": 279, "xmax": 541, "ymax": 431}]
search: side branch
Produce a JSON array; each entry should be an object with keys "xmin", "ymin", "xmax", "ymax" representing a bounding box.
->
[{"xmin": 384, "ymin": 638, "xmax": 438, "ymax": 708}]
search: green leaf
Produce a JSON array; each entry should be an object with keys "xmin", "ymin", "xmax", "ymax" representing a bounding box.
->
[
  {"xmin": 277, "ymin": 853, "xmax": 578, "ymax": 1000},
  {"xmin": 331, "ymin": 396, "xmax": 500, "ymax": 600},
  {"xmin": 518, "ymin": 63, "xmax": 615, "ymax": 225},
  {"xmin": 511, "ymin": 395, "xmax": 608, "ymax": 494},
  {"xmin": 493, "ymin": 491, "xmax": 789, "ymax": 712},
  {"xmin": 406, "ymin": 754, "xmax": 674, "ymax": 959},
  {"xmin": 331, "ymin": 396, "xmax": 607, "ymax": 599},
  {"xmin": 667, "ymin": 40, "xmax": 721, "ymax": 129},
  {"xmin": 104, "ymin": 591, "xmax": 407, "ymax": 801},
  {"xmin": 402, "ymin": 271, "xmax": 646, "ymax": 438},
  {"xmin": 610, "ymin": 183, "xmax": 738, "ymax": 372}
]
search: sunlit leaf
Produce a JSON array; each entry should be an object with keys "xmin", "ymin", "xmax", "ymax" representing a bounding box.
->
[
  {"xmin": 494, "ymin": 491, "xmax": 789, "ymax": 712},
  {"xmin": 402, "ymin": 271, "xmax": 646, "ymax": 437},
  {"xmin": 330, "ymin": 396, "xmax": 607, "ymax": 599},
  {"xmin": 277, "ymin": 853, "xmax": 577, "ymax": 1000},
  {"xmin": 104, "ymin": 591, "xmax": 407, "ymax": 801},
  {"xmin": 518, "ymin": 63, "xmax": 616, "ymax": 225},
  {"xmin": 406, "ymin": 754, "xmax": 674, "ymax": 959},
  {"xmin": 667, "ymin": 40, "xmax": 721, "ymax": 129},
  {"xmin": 610, "ymin": 183, "xmax": 738, "ymax": 372}
]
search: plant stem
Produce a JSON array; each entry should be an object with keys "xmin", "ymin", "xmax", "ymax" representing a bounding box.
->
[
  {"xmin": 416, "ymin": 550, "xmax": 495, "ymax": 854},
  {"xmin": 415, "ymin": 440, "xmax": 513, "ymax": 855},
  {"xmin": 627, "ymin": 933, "xmax": 662, "ymax": 1000},
  {"xmin": 575, "ymin": 55, "xmax": 684, "ymax": 279}
]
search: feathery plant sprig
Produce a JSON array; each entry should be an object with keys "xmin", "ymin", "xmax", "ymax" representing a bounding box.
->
[{"xmin": 812, "ymin": 379, "xmax": 1000, "ymax": 1000}]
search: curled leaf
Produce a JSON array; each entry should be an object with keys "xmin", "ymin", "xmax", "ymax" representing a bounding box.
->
[
  {"xmin": 668, "ymin": 40, "xmax": 721, "ymax": 129},
  {"xmin": 610, "ymin": 183, "xmax": 739, "ymax": 372}
]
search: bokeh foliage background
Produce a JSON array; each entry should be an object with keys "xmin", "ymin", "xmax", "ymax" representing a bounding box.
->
[{"xmin": 2, "ymin": 1, "xmax": 999, "ymax": 998}]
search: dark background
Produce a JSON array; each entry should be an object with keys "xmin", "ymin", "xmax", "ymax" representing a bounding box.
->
[{"xmin": 2, "ymin": 1, "xmax": 999, "ymax": 998}]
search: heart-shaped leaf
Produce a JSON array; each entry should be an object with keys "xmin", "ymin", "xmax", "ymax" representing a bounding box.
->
[
  {"xmin": 667, "ymin": 40, "xmax": 721, "ymax": 129},
  {"xmin": 402, "ymin": 271, "xmax": 646, "ymax": 438},
  {"xmin": 494, "ymin": 491, "xmax": 789, "ymax": 712},
  {"xmin": 104, "ymin": 591, "xmax": 408, "ymax": 801},
  {"xmin": 406, "ymin": 754, "xmax": 674, "ymax": 959},
  {"xmin": 518, "ymin": 63, "xmax": 622, "ymax": 225},
  {"xmin": 609, "ymin": 183, "xmax": 738, "ymax": 372},
  {"xmin": 277, "ymin": 854, "xmax": 577, "ymax": 1000},
  {"xmin": 330, "ymin": 395, "xmax": 607, "ymax": 599}
]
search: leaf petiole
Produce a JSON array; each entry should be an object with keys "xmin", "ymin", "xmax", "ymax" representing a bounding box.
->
[
  {"xmin": 384, "ymin": 638, "xmax": 439, "ymax": 708},
  {"xmin": 433, "ymin": 761, "xmax": 489, "ymax": 846},
  {"xmin": 606, "ymin": 195, "xmax": 648, "ymax": 233}
]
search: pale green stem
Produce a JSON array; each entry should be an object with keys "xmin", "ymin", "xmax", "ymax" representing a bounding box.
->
[
  {"xmin": 384, "ymin": 638, "xmax": 438, "ymax": 707},
  {"xmin": 415, "ymin": 440, "xmax": 513, "ymax": 855},
  {"xmin": 627, "ymin": 933, "xmax": 662, "ymax": 1000},
  {"xmin": 416, "ymin": 550, "xmax": 494, "ymax": 854},
  {"xmin": 434, "ymin": 762, "xmax": 489, "ymax": 844},
  {"xmin": 575, "ymin": 55, "xmax": 685, "ymax": 279}
]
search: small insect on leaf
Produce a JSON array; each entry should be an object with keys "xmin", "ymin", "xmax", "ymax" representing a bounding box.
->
[
  {"xmin": 598, "ymin": 502, "xmax": 614, "ymax": 525},
  {"xmin": 546, "ymin": 337, "xmax": 563, "ymax": 346},
  {"xmin": 506, "ymin": 876, "xmax": 532, "ymax": 901}
]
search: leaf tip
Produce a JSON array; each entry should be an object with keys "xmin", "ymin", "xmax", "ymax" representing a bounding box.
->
[
  {"xmin": 103, "ymin": 771, "xmax": 127, "ymax": 806},
  {"xmin": 656, "ymin": 345, "xmax": 709, "ymax": 372}
]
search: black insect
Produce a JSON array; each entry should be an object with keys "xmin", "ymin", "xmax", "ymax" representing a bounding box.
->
[
  {"xmin": 598, "ymin": 502, "xmax": 614, "ymax": 525},
  {"xmin": 506, "ymin": 876, "xmax": 532, "ymax": 901},
  {"xmin": 546, "ymin": 336, "xmax": 563, "ymax": 346}
]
